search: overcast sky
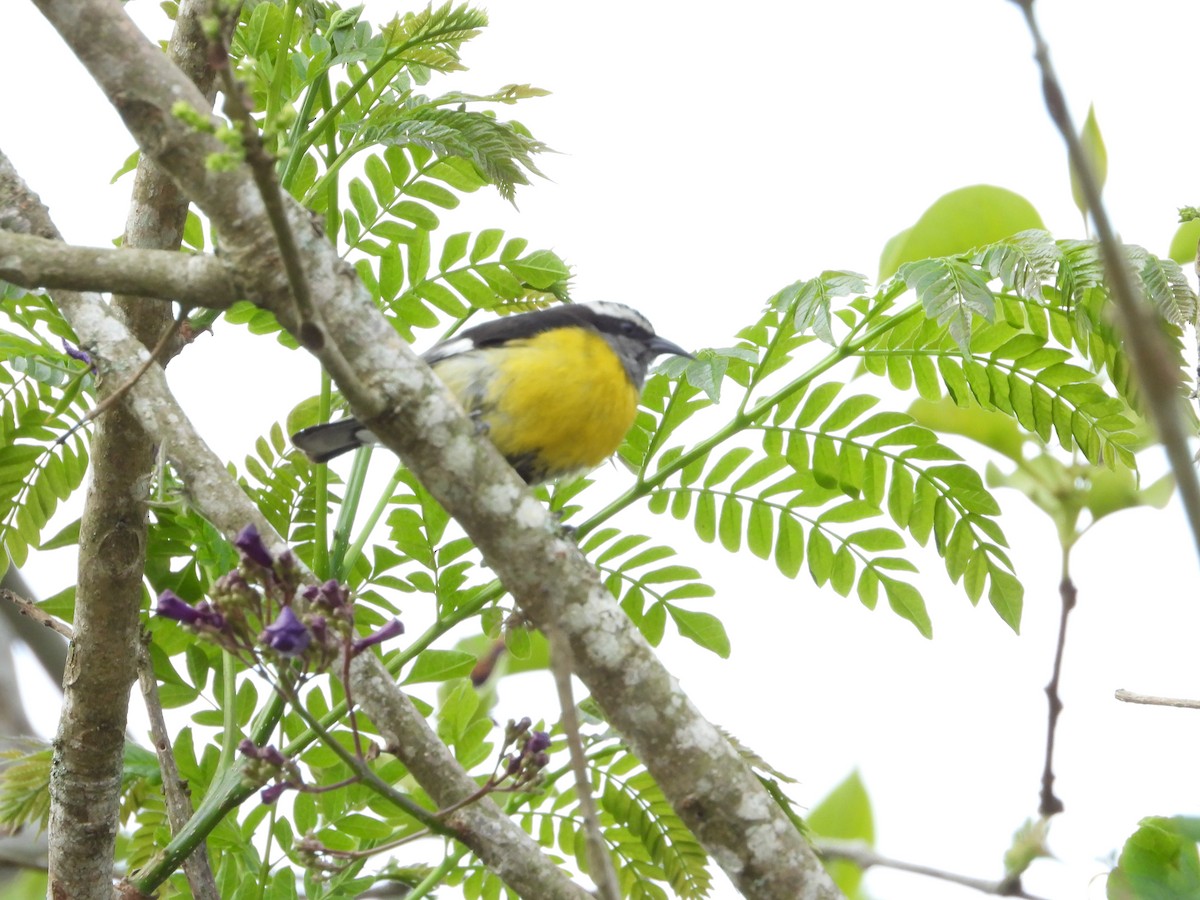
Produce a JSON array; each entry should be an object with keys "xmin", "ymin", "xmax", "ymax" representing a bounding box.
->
[{"xmin": 5, "ymin": 2, "xmax": 1200, "ymax": 898}]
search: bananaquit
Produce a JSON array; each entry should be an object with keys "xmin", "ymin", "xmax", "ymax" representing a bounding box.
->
[{"xmin": 291, "ymin": 302, "xmax": 692, "ymax": 484}]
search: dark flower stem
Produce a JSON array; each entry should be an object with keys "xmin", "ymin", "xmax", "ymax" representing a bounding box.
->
[
  {"xmin": 1039, "ymin": 552, "xmax": 1076, "ymax": 817},
  {"xmin": 271, "ymin": 677, "xmax": 451, "ymax": 835}
]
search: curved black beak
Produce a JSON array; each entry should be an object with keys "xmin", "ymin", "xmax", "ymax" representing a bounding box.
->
[{"xmin": 648, "ymin": 335, "xmax": 694, "ymax": 360}]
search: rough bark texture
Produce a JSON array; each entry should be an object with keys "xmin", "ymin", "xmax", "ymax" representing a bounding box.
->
[
  {"xmin": 23, "ymin": 0, "xmax": 845, "ymax": 895},
  {"xmin": 13, "ymin": 1, "xmax": 220, "ymax": 896},
  {"xmin": 48, "ymin": 405, "xmax": 151, "ymax": 900}
]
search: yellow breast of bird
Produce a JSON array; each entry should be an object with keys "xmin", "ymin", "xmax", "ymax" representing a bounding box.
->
[{"xmin": 432, "ymin": 327, "xmax": 638, "ymax": 481}]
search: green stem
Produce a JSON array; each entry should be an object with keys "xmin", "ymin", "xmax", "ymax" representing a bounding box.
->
[
  {"xmin": 573, "ymin": 299, "xmax": 924, "ymax": 542},
  {"xmin": 255, "ymin": 803, "xmax": 279, "ymax": 900},
  {"xmin": 219, "ymin": 651, "xmax": 239, "ymax": 769},
  {"xmin": 329, "ymin": 445, "xmax": 374, "ymax": 578},
  {"xmin": 342, "ymin": 464, "xmax": 407, "ymax": 577},
  {"xmin": 275, "ymin": 680, "xmax": 450, "ymax": 834},
  {"xmin": 312, "ymin": 372, "xmax": 333, "ymax": 579},
  {"xmin": 265, "ymin": 0, "xmax": 299, "ymax": 133},
  {"xmin": 131, "ymin": 692, "xmax": 287, "ymax": 894},
  {"xmin": 406, "ymin": 844, "xmax": 471, "ymax": 900},
  {"xmin": 279, "ymin": 31, "xmax": 429, "ymax": 188}
]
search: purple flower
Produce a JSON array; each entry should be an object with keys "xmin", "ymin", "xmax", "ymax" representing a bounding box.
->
[
  {"xmin": 155, "ymin": 590, "xmax": 225, "ymax": 630},
  {"xmin": 308, "ymin": 614, "xmax": 328, "ymax": 645},
  {"xmin": 300, "ymin": 578, "xmax": 350, "ymax": 612},
  {"xmin": 350, "ymin": 618, "xmax": 404, "ymax": 656},
  {"xmin": 238, "ymin": 740, "xmax": 287, "ymax": 768},
  {"xmin": 525, "ymin": 731, "xmax": 551, "ymax": 754},
  {"xmin": 261, "ymin": 605, "xmax": 311, "ymax": 657},
  {"xmin": 234, "ymin": 524, "xmax": 274, "ymax": 569},
  {"xmin": 260, "ymin": 782, "xmax": 292, "ymax": 805},
  {"xmin": 62, "ymin": 339, "xmax": 95, "ymax": 372}
]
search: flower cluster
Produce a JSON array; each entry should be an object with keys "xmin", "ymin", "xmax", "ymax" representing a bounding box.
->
[
  {"xmin": 154, "ymin": 524, "xmax": 403, "ymax": 675},
  {"xmin": 238, "ymin": 739, "xmax": 302, "ymax": 805},
  {"xmin": 499, "ymin": 717, "xmax": 553, "ymax": 791}
]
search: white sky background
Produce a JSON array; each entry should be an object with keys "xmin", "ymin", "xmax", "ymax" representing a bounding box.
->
[{"xmin": 5, "ymin": 2, "xmax": 1200, "ymax": 898}]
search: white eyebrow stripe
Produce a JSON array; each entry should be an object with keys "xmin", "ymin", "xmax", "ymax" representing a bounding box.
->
[{"xmin": 584, "ymin": 301, "xmax": 655, "ymax": 333}]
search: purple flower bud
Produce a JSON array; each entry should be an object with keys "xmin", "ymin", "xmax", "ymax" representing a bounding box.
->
[
  {"xmin": 506, "ymin": 754, "xmax": 522, "ymax": 776},
  {"xmin": 212, "ymin": 571, "xmax": 257, "ymax": 604},
  {"xmin": 350, "ymin": 618, "xmax": 405, "ymax": 656},
  {"xmin": 301, "ymin": 578, "xmax": 351, "ymax": 612},
  {"xmin": 62, "ymin": 339, "xmax": 95, "ymax": 371},
  {"xmin": 261, "ymin": 605, "xmax": 311, "ymax": 657},
  {"xmin": 525, "ymin": 731, "xmax": 551, "ymax": 754},
  {"xmin": 234, "ymin": 524, "xmax": 274, "ymax": 569},
  {"xmin": 260, "ymin": 781, "xmax": 291, "ymax": 805},
  {"xmin": 193, "ymin": 600, "xmax": 227, "ymax": 629},
  {"xmin": 238, "ymin": 740, "xmax": 288, "ymax": 768},
  {"xmin": 155, "ymin": 590, "xmax": 226, "ymax": 630},
  {"xmin": 155, "ymin": 590, "xmax": 203, "ymax": 624}
]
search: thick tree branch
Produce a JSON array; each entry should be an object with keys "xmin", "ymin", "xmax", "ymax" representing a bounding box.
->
[
  {"xmin": 29, "ymin": 0, "xmax": 842, "ymax": 894},
  {"xmin": 1, "ymin": 144, "xmax": 158, "ymax": 900},
  {"xmin": 0, "ymin": 230, "xmax": 238, "ymax": 307}
]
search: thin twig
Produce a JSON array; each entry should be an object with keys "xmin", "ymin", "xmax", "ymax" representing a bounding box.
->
[
  {"xmin": 545, "ymin": 625, "xmax": 621, "ymax": 900},
  {"xmin": 270, "ymin": 676, "xmax": 451, "ymax": 835},
  {"xmin": 1010, "ymin": 0, "xmax": 1200, "ymax": 565},
  {"xmin": 0, "ymin": 589, "xmax": 73, "ymax": 640},
  {"xmin": 817, "ymin": 841, "xmax": 1048, "ymax": 900},
  {"xmin": 59, "ymin": 304, "xmax": 188, "ymax": 443},
  {"xmin": 136, "ymin": 639, "xmax": 219, "ymax": 900},
  {"xmin": 210, "ymin": 10, "xmax": 321, "ymax": 350},
  {"xmin": 1115, "ymin": 689, "xmax": 1200, "ymax": 710},
  {"xmin": 1039, "ymin": 570, "xmax": 1075, "ymax": 816}
]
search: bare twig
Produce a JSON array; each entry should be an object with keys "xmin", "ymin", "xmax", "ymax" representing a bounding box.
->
[
  {"xmin": 1039, "ymin": 570, "xmax": 1076, "ymax": 816},
  {"xmin": 817, "ymin": 841, "xmax": 1049, "ymax": 900},
  {"xmin": 1115, "ymin": 689, "xmax": 1200, "ymax": 710},
  {"xmin": 210, "ymin": 9, "xmax": 321, "ymax": 350},
  {"xmin": 1010, "ymin": 0, "xmax": 1200, "ymax": 564},
  {"xmin": 135, "ymin": 641, "xmax": 219, "ymax": 900},
  {"xmin": 0, "ymin": 589, "xmax": 74, "ymax": 640},
  {"xmin": 546, "ymin": 625, "xmax": 621, "ymax": 900},
  {"xmin": 60, "ymin": 304, "xmax": 188, "ymax": 443}
]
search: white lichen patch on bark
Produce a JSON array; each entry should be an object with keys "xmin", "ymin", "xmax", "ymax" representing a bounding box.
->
[{"xmin": 479, "ymin": 482, "xmax": 521, "ymax": 516}]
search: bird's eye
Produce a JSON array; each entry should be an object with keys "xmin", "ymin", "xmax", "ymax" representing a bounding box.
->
[{"xmin": 619, "ymin": 320, "xmax": 639, "ymax": 336}]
